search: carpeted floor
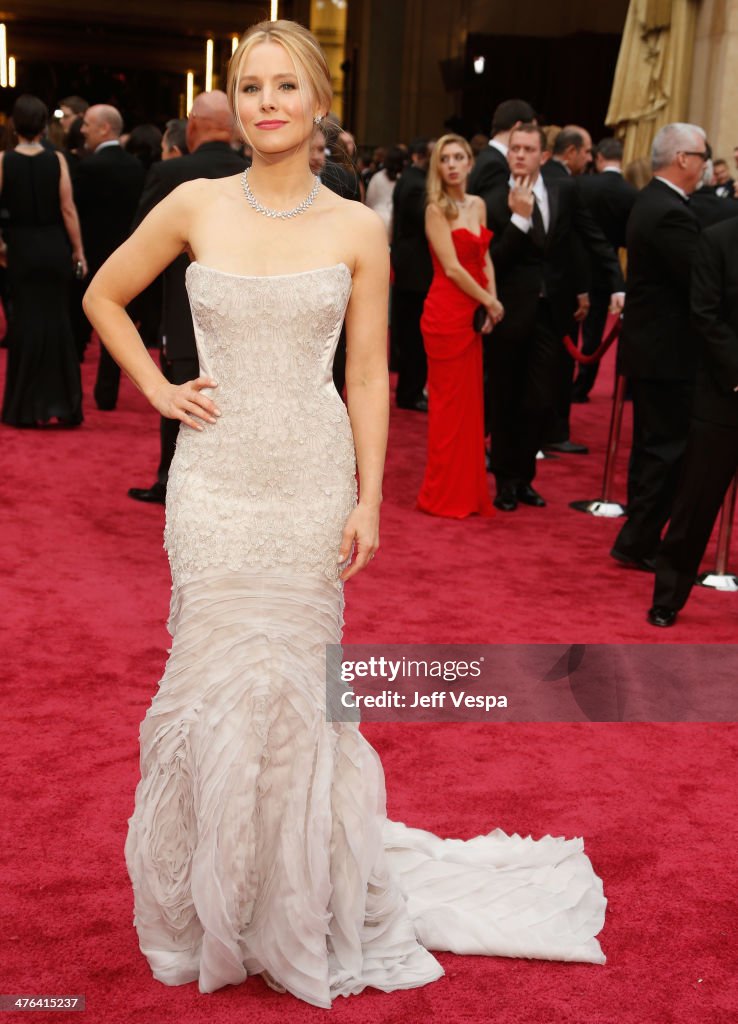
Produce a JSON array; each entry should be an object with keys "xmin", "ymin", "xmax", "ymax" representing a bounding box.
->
[{"xmin": 1, "ymin": 342, "xmax": 736, "ymax": 1024}]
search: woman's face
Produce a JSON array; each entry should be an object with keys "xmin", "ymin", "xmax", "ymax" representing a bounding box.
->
[
  {"xmin": 236, "ymin": 40, "xmax": 317, "ymax": 154},
  {"xmin": 438, "ymin": 143, "xmax": 472, "ymax": 188}
]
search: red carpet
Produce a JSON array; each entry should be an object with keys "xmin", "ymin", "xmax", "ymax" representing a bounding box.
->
[{"xmin": 1, "ymin": 342, "xmax": 736, "ymax": 1024}]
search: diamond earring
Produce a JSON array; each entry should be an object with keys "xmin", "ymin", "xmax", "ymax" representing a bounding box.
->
[{"xmin": 314, "ymin": 115, "xmax": 323, "ymax": 125}]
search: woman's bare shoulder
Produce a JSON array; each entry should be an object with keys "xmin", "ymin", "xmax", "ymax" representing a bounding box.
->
[{"xmin": 324, "ymin": 193, "xmax": 387, "ymax": 253}]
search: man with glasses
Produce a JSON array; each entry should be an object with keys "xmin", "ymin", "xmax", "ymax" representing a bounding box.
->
[{"xmin": 611, "ymin": 123, "xmax": 707, "ymax": 572}]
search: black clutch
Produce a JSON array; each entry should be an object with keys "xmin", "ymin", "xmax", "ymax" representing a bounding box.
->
[{"xmin": 473, "ymin": 305, "xmax": 487, "ymax": 333}]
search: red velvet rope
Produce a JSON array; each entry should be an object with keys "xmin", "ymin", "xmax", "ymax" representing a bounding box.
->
[{"xmin": 562, "ymin": 314, "xmax": 622, "ymax": 365}]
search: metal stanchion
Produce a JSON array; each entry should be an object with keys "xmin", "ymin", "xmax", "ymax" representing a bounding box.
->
[
  {"xmin": 697, "ymin": 471, "xmax": 738, "ymax": 592},
  {"xmin": 570, "ymin": 372, "xmax": 627, "ymax": 518}
]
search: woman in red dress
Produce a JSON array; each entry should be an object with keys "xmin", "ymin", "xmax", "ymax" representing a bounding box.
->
[{"xmin": 417, "ymin": 134, "xmax": 503, "ymax": 518}]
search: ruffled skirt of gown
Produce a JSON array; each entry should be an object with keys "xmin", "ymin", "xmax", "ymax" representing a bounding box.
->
[{"xmin": 124, "ymin": 567, "xmax": 606, "ymax": 1010}]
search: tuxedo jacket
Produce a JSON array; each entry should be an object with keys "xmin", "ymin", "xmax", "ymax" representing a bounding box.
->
[
  {"xmin": 688, "ymin": 187, "xmax": 738, "ymax": 229},
  {"xmin": 690, "ymin": 218, "xmax": 738, "ymax": 427},
  {"xmin": 486, "ymin": 176, "xmax": 624, "ymax": 337},
  {"xmin": 576, "ymin": 170, "xmax": 637, "ymax": 291},
  {"xmin": 576, "ymin": 170, "xmax": 637, "ymax": 252},
  {"xmin": 390, "ymin": 165, "xmax": 432, "ymax": 294},
  {"xmin": 541, "ymin": 159, "xmax": 570, "ymax": 183},
  {"xmin": 467, "ymin": 144, "xmax": 509, "ymax": 223},
  {"xmin": 131, "ymin": 141, "xmax": 249, "ymax": 362},
  {"xmin": 618, "ymin": 178, "xmax": 701, "ymax": 380},
  {"xmin": 73, "ymin": 144, "xmax": 145, "ymax": 272}
]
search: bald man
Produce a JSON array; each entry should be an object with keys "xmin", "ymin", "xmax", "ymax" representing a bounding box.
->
[
  {"xmin": 127, "ymin": 91, "xmax": 249, "ymax": 505},
  {"xmin": 74, "ymin": 104, "xmax": 145, "ymax": 407}
]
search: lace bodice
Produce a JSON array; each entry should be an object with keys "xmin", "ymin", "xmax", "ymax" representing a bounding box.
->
[{"xmin": 164, "ymin": 262, "xmax": 356, "ymax": 587}]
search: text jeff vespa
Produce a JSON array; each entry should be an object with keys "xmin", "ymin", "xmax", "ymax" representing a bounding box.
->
[{"xmin": 340, "ymin": 689, "xmax": 507, "ymax": 712}]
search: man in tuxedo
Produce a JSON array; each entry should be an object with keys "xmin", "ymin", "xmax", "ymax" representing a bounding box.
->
[
  {"xmin": 539, "ymin": 125, "xmax": 596, "ymax": 450},
  {"xmin": 612, "ymin": 122, "xmax": 707, "ymax": 570},
  {"xmin": 712, "ymin": 158, "xmax": 735, "ymax": 199},
  {"xmin": 74, "ymin": 105, "xmax": 146, "ymax": 408},
  {"xmin": 391, "ymin": 138, "xmax": 433, "ymax": 411},
  {"xmin": 485, "ymin": 124, "xmax": 624, "ymax": 511},
  {"xmin": 127, "ymin": 91, "xmax": 248, "ymax": 505},
  {"xmin": 689, "ymin": 158, "xmax": 738, "ymax": 228},
  {"xmin": 572, "ymin": 138, "xmax": 637, "ymax": 402},
  {"xmin": 467, "ymin": 98, "xmax": 536, "ymax": 219},
  {"xmin": 647, "ymin": 218, "xmax": 738, "ymax": 626}
]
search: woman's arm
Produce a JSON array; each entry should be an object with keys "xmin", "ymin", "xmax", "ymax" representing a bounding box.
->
[
  {"xmin": 476, "ymin": 198, "xmax": 502, "ymax": 331},
  {"xmin": 56, "ymin": 152, "xmax": 86, "ymax": 275},
  {"xmin": 425, "ymin": 203, "xmax": 500, "ymax": 319},
  {"xmin": 82, "ymin": 179, "xmax": 220, "ymax": 430},
  {"xmin": 339, "ymin": 206, "xmax": 390, "ymax": 580}
]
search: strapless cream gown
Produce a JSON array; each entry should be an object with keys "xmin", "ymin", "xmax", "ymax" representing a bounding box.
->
[{"xmin": 124, "ymin": 262, "xmax": 606, "ymax": 1009}]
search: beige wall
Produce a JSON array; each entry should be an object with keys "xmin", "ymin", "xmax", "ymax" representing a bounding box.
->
[{"xmin": 689, "ymin": 0, "xmax": 738, "ymax": 168}]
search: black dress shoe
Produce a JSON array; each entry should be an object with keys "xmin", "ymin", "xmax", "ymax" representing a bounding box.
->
[
  {"xmin": 493, "ymin": 488, "xmax": 518, "ymax": 512},
  {"xmin": 128, "ymin": 482, "xmax": 166, "ymax": 504},
  {"xmin": 517, "ymin": 483, "xmax": 546, "ymax": 507},
  {"xmin": 647, "ymin": 606, "xmax": 677, "ymax": 628},
  {"xmin": 544, "ymin": 440, "xmax": 589, "ymax": 455},
  {"xmin": 610, "ymin": 547, "xmax": 656, "ymax": 572}
]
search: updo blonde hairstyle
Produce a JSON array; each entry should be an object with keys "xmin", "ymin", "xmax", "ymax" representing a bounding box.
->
[
  {"xmin": 227, "ymin": 20, "xmax": 332, "ymax": 148},
  {"xmin": 426, "ymin": 133, "xmax": 474, "ymax": 220}
]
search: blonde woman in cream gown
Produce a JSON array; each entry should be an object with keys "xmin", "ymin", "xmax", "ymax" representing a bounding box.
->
[{"xmin": 83, "ymin": 20, "xmax": 606, "ymax": 1012}]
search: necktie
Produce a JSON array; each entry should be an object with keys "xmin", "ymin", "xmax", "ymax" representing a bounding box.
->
[{"xmin": 531, "ymin": 198, "xmax": 546, "ymax": 248}]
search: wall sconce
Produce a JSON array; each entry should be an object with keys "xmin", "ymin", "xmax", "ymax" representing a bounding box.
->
[
  {"xmin": 186, "ymin": 71, "xmax": 194, "ymax": 115},
  {"xmin": 0, "ymin": 24, "xmax": 7, "ymax": 88},
  {"xmin": 8, "ymin": 54, "xmax": 15, "ymax": 87},
  {"xmin": 205, "ymin": 38, "xmax": 213, "ymax": 92},
  {"xmin": 271, "ymin": 0, "xmax": 279, "ymax": 20},
  {"xmin": 473, "ymin": 55, "xmax": 485, "ymax": 75},
  {"xmin": 231, "ymin": 35, "xmax": 239, "ymax": 56}
]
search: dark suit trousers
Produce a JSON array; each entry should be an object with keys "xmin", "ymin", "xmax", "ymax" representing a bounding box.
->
[
  {"xmin": 393, "ymin": 289, "xmax": 427, "ymax": 406},
  {"xmin": 572, "ymin": 288, "xmax": 610, "ymax": 400},
  {"xmin": 94, "ymin": 337, "xmax": 121, "ymax": 409},
  {"xmin": 652, "ymin": 418, "xmax": 738, "ymax": 610},
  {"xmin": 543, "ymin": 319, "xmax": 576, "ymax": 445},
  {"xmin": 614, "ymin": 378, "xmax": 694, "ymax": 559},
  {"xmin": 488, "ymin": 301, "xmax": 558, "ymax": 488},
  {"xmin": 157, "ymin": 354, "xmax": 199, "ymax": 485}
]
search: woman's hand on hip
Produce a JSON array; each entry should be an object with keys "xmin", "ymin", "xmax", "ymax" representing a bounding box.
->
[{"xmin": 149, "ymin": 377, "xmax": 221, "ymax": 430}]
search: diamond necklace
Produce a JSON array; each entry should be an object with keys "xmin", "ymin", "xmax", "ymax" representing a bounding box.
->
[{"xmin": 241, "ymin": 168, "xmax": 321, "ymax": 219}]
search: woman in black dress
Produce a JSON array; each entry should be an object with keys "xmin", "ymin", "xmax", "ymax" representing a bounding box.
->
[{"xmin": 0, "ymin": 94, "xmax": 87, "ymax": 426}]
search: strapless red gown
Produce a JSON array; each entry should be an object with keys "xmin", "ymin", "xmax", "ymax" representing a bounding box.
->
[{"xmin": 417, "ymin": 226, "xmax": 495, "ymax": 518}]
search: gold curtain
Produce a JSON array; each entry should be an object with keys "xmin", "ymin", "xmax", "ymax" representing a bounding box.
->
[{"xmin": 605, "ymin": 0, "xmax": 700, "ymax": 166}]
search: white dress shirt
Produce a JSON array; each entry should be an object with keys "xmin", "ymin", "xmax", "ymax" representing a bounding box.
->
[{"xmin": 654, "ymin": 175, "xmax": 689, "ymax": 201}]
